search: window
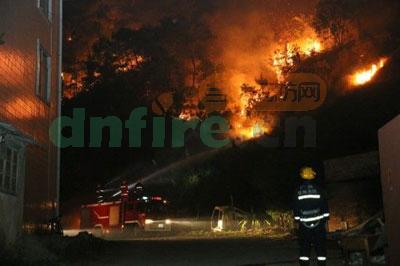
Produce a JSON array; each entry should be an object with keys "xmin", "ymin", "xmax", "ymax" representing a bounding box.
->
[
  {"xmin": 38, "ymin": 0, "xmax": 51, "ymax": 20},
  {"xmin": 0, "ymin": 147, "xmax": 19, "ymax": 195},
  {"xmin": 36, "ymin": 40, "xmax": 51, "ymax": 102}
]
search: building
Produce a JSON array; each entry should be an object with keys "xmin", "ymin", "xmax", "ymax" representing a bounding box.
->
[
  {"xmin": 0, "ymin": 0, "xmax": 62, "ymax": 244},
  {"xmin": 323, "ymin": 151, "xmax": 382, "ymax": 232},
  {"xmin": 379, "ymin": 114, "xmax": 400, "ymax": 266}
]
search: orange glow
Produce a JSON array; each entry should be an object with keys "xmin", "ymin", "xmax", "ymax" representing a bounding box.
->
[
  {"xmin": 115, "ymin": 54, "xmax": 144, "ymax": 73},
  {"xmin": 178, "ymin": 97, "xmax": 200, "ymax": 121},
  {"xmin": 230, "ymin": 115, "xmax": 273, "ymax": 140},
  {"xmin": 4, "ymin": 98, "xmax": 42, "ymax": 119},
  {"xmin": 178, "ymin": 27, "xmax": 323, "ymax": 141},
  {"xmin": 300, "ymin": 39, "xmax": 322, "ymax": 56},
  {"xmin": 63, "ymin": 54, "xmax": 145, "ymax": 98},
  {"xmin": 178, "ymin": 112, "xmax": 197, "ymax": 121},
  {"xmin": 350, "ymin": 58, "xmax": 387, "ymax": 86},
  {"xmin": 273, "ymin": 38, "xmax": 323, "ymax": 82},
  {"xmin": 229, "ymin": 37, "xmax": 322, "ymax": 140}
]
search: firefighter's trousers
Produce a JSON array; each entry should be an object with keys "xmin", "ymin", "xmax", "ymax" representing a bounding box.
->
[{"xmin": 298, "ymin": 221, "xmax": 327, "ymax": 266}]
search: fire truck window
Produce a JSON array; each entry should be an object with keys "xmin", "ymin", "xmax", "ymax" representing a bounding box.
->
[{"xmin": 147, "ymin": 201, "xmax": 168, "ymax": 215}]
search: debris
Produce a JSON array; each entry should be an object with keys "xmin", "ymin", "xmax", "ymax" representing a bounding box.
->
[{"xmin": 337, "ymin": 212, "xmax": 387, "ymax": 265}]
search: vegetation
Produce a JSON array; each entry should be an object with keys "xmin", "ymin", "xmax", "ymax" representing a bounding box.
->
[{"xmin": 61, "ymin": 0, "xmax": 400, "ymax": 217}]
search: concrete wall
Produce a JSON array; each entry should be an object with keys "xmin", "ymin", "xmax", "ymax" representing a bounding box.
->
[
  {"xmin": 325, "ymin": 178, "xmax": 382, "ymax": 232},
  {"xmin": 324, "ymin": 152, "xmax": 382, "ymax": 232},
  {"xmin": 0, "ymin": 0, "xmax": 61, "ymax": 241},
  {"xmin": 379, "ymin": 115, "xmax": 400, "ymax": 266}
]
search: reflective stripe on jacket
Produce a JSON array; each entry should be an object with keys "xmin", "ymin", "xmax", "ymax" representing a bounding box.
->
[{"xmin": 293, "ymin": 181, "xmax": 329, "ymax": 226}]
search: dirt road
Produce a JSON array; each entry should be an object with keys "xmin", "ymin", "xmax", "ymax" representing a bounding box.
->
[{"xmin": 71, "ymin": 238, "xmax": 343, "ymax": 266}]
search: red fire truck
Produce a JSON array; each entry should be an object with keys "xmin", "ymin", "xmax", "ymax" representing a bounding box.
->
[{"xmin": 80, "ymin": 183, "xmax": 171, "ymax": 235}]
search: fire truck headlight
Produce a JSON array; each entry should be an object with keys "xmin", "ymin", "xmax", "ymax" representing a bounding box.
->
[
  {"xmin": 218, "ymin": 219, "xmax": 223, "ymax": 229},
  {"xmin": 165, "ymin": 219, "xmax": 171, "ymax": 225},
  {"xmin": 145, "ymin": 219, "xmax": 154, "ymax": 224}
]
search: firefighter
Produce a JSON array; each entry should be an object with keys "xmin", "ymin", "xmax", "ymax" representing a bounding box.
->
[
  {"xmin": 120, "ymin": 181, "xmax": 130, "ymax": 226},
  {"xmin": 120, "ymin": 180, "xmax": 129, "ymax": 200},
  {"xmin": 133, "ymin": 182, "xmax": 144, "ymax": 198},
  {"xmin": 49, "ymin": 214, "xmax": 63, "ymax": 235},
  {"xmin": 293, "ymin": 166, "xmax": 329, "ymax": 266}
]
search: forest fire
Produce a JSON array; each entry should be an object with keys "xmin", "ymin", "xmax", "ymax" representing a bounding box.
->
[
  {"xmin": 63, "ymin": 0, "xmax": 392, "ymax": 143},
  {"xmin": 350, "ymin": 58, "xmax": 387, "ymax": 86},
  {"xmin": 63, "ymin": 1, "xmax": 330, "ymax": 142},
  {"xmin": 176, "ymin": 33, "xmax": 324, "ymax": 141},
  {"xmin": 273, "ymin": 39, "xmax": 323, "ymax": 82},
  {"xmin": 226, "ymin": 37, "xmax": 323, "ymax": 140}
]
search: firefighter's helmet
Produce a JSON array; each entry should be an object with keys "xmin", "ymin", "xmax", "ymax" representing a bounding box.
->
[
  {"xmin": 134, "ymin": 182, "xmax": 144, "ymax": 192},
  {"xmin": 300, "ymin": 166, "xmax": 316, "ymax": 180}
]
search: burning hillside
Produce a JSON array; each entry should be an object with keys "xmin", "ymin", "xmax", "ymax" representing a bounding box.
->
[
  {"xmin": 63, "ymin": 0, "xmax": 397, "ymax": 142},
  {"xmin": 178, "ymin": 13, "xmax": 327, "ymax": 140},
  {"xmin": 176, "ymin": 2, "xmax": 396, "ymax": 141},
  {"xmin": 349, "ymin": 58, "xmax": 387, "ymax": 87}
]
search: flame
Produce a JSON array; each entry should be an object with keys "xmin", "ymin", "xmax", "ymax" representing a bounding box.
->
[
  {"xmin": 350, "ymin": 58, "xmax": 387, "ymax": 86},
  {"xmin": 115, "ymin": 54, "xmax": 144, "ymax": 73},
  {"xmin": 230, "ymin": 37, "xmax": 322, "ymax": 140},
  {"xmin": 178, "ymin": 110, "xmax": 198, "ymax": 121},
  {"xmin": 177, "ymin": 34, "xmax": 323, "ymax": 141},
  {"xmin": 273, "ymin": 39, "xmax": 323, "ymax": 82},
  {"xmin": 63, "ymin": 54, "xmax": 144, "ymax": 98},
  {"xmin": 300, "ymin": 39, "xmax": 322, "ymax": 56},
  {"xmin": 178, "ymin": 96, "xmax": 200, "ymax": 121},
  {"xmin": 230, "ymin": 116, "xmax": 273, "ymax": 140}
]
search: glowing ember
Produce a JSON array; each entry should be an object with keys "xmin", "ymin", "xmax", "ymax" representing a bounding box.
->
[
  {"xmin": 350, "ymin": 58, "xmax": 387, "ymax": 86},
  {"xmin": 115, "ymin": 54, "xmax": 144, "ymax": 73},
  {"xmin": 178, "ymin": 111, "xmax": 197, "ymax": 121},
  {"xmin": 178, "ymin": 96, "xmax": 200, "ymax": 121},
  {"xmin": 230, "ymin": 117, "xmax": 273, "ymax": 140}
]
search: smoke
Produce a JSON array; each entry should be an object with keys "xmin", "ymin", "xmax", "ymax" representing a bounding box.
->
[
  {"xmin": 206, "ymin": 4, "xmax": 277, "ymax": 101},
  {"xmin": 199, "ymin": 0, "xmax": 318, "ymax": 104},
  {"xmin": 66, "ymin": 0, "xmax": 319, "ymax": 128},
  {"xmin": 66, "ymin": 0, "xmax": 317, "ymax": 84}
]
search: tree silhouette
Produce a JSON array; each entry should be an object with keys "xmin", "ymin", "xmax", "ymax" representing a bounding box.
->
[{"xmin": 313, "ymin": 0, "xmax": 357, "ymax": 46}]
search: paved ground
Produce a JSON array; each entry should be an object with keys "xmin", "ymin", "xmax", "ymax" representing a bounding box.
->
[{"xmin": 70, "ymin": 238, "xmax": 344, "ymax": 266}]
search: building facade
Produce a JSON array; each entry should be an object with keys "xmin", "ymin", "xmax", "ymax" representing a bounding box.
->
[
  {"xmin": 379, "ymin": 114, "xmax": 400, "ymax": 266},
  {"xmin": 323, "ymin": 151, "xmax": 382, "ymax": 232},
  {"xmin": 0, "ymin": 0, "xmax": 62, "ymax": 244}
]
